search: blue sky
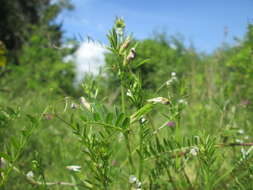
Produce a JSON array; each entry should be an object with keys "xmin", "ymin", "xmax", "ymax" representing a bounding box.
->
[{"xmin": 58, "ymin": 0, "xmax": 253, "ymax": 53}]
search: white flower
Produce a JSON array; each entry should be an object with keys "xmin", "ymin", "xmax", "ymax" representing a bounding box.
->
[
  {"xmin": 140, "ymin": 117, "xmax": 147, "ymax": 124},
  {"xmin": 166, "ymin": 79, "xmax": 172, "ymax": 86},
  {"xmin": 235, "ymin": 139, "xmax": 243, "ymax": 143},
  {"xmin": 178, "ymin": 99, "xmax": 188, "ymax": 105},
  {"xmin": 147, "ymin": 97, "xmax": 170, "ymax": 105},
  {"xmin": 129, "ymin": 175, "xmax": 137, "ymax": 184},
  {"xmin": 71, "ymin": 103, "xmax": 78, "ymax": 109},
  {"xmin": 237, "ymin": 129, "xmax": 244, "ymax": 134},
  {"xmin": 171, "ymin": 72, "xmax": 176, "ymax": 77},
  {"xmin": 136, "ymin": 181, "xmax": 142, "ymax": 188},
  {"xmin": 126, "ymin": 89, "xmax": 133, "ymax": 97},
  {"xmin": 0, "ymin": 157, "xmax": 7, "ymax": 169},
  {"xmin": 240, "ymin": 147, "xmax": 253, "ymax": 160},
  {"xmin": 189, "ymin": 147, "xmax": 199, "ymax": 156},
  {"xmin": 166, "ymin": 73, "xmax": 177, "ymax": 86},
  {"xmin": 244, "ymin": 136, "xmax": 249, "ymax": 140},
  {"xmin": 26, "ymin": 171, "xmax": 34, "ymax": 179},
  {"xmin": 129, "ymin": 175, "xmax": 143, "ymax": 190},
  {"xmin": 66, "ymin": 165, "xmax": 81, "ymax": 172}
]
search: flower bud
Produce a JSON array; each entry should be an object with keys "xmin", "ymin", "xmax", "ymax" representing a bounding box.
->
[
  {"xmin": 80, "ymin": 97, "xmax": 91, "ymax": 111},
  {"xmin": 119, "ymin": 36, "xmax": 131, "ymax": 54},
  {"xmin": 115, "ymin": 17, "xmax": 125, "ymax": 30},
  {"xmin": 126, "ymin": 48, "xmax": 136, "ymax": 61}
]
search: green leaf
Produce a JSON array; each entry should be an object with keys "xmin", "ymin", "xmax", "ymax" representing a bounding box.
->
[
  {"xmin": 130, "ymin": 104, "xmax": 154, "ymax": 124},
  {"xmin": 121, "ymin": 117, "xmax": 130, "ymax": 129},
  {"xmin": 115, "ymin": 113, "xmax": 125, "ymax": 126},
  {"xmin": 21, "ymin": 129, "xmax": 29, "ymax": 138},
  {"xmin": 26, "ymin": 114, "xmax": 37, "ymax": 124},
  {"xmin": 0, "ymin": 153, "xmax": 11, "ymax": 161},
  {"xmin": 134, "ymin": 58, "xmax": 150, "ymax": 68},
  {"xmin": 105, "ymin": 112, "xmax": 113, "ymax": 124},
  {"xmin": 93, "ymin": 112, "xmax": 101, "ymax": 122}
]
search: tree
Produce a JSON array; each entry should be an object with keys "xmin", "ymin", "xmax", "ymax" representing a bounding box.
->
[{"xmin": 0, "ymin": 0, "xmax": 73, "ymax": 63}]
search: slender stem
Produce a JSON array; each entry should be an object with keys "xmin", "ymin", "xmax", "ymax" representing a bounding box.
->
[
  {"xmin": 124, "ymin": 134, "xmax": 135, "ymax": 173},
  {"xmin": 182, "ymin": 167, "xmax": 193, "ymax": 190},
  {"xmin": 119, "ymin": 70, "xmax": 134, "ymax": 174},
  {"xmin": 166, "ymin": 168, "xmax": 178, "ymax": 190},
  {"xmin": 138, "ymin": 124, "xmax": 144, "ymax": 181},
  {"xmin": 121, "ymin": 81, "xmax": 126, "ymax": 113}
]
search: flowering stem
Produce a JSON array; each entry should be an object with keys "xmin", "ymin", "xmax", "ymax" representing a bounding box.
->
[{"xmin": 120, "ymin": 74, "xmax": 135, "ymax": 174}]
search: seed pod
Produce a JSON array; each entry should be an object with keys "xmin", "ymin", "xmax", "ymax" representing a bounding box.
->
[{"xmin": 119, "ymin": 36, "xmax": 131, "ymax": 54}]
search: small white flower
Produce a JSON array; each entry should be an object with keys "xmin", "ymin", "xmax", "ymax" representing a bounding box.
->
[
  {"xmin": 244, "ymin": 136, "xmax": 249, "ymax": 140},
  {"xmin": 178, "ymin": 99, "xmax": 188, "ymax": 105},
  {"xmin": 140, "ymin": 117, "xmax": 147, "ymax": 124},
  {"xmin": 166, "ymin": 74, "xmax": 177, "ymax": 86},
  {"xmin": 71, "ymin": 103, "xmax": 78, "ymax": 109},
  {"xmin": 147, "ymin": 97, "xmax": 170, "ymax": 105},
  {"xmin": 136, "ymin": 181, "xmax": 142, "ymax": 188},
  {"xmin": 126, "ymin": 89, "xmax": 133, "ymax": 97},
  {"xmin": 0, "ymin": 157, "xmax": 7, "ymax": 169},
  {"xmin": 166, "ymin": 79, "xmax": 173, "ymax": 86},
  {"xmin": 235, "ymin": 139, "xmax": 243, "ymax": 143},
  {"xmin": 189, "ymin": 147, "xmax": 199, "ymax": 156},
  {"xmin": 26, "ymin": 171, "xmax": 34, "ymax": 179},
  {"xmin": 129, "ymin": 175, "xmax": 137, "ymax": 184},
  {"xmin": 240, "ymin": 147, "xmax": 253, "ymax": 160},
  {"xmin": 237, "ymin": 129, "xmax": 244, "ymax": 135},
  {"xmin": 66, "ymin": 165, "xmax": 81, "ymax": 172}
]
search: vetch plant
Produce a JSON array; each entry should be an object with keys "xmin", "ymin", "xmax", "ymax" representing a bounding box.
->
[
  {"xmin": 55, "ymin": 18, "xmax": 253, "ymax": 190},
  {"xmin": 57, "ymin": 17, "xmax": 199, "ymax": 189}
]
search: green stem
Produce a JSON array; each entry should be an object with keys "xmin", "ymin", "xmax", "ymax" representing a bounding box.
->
[
  {"xmin": 138, "ymin": 124, "xmax": 144, "ymax": 181},
  {"xmin": 166, "ymin": 168, "xmax": 178, "ymax": 190},
  {"xmin": 120, "ymin": 73, "xmax": 134, "ymax": 174},
  {"xmin": 121, "ymin": 82, "xmax": 126, "ymax": 113},
  {"xmin": 124, "ymin": 134, "xmax": 135, "ymax": 173}
]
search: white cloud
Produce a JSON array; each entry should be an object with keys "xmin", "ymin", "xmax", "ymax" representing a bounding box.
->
[{"xmin": 72, "ymin": 41, "xmax": 108, "ymax": 82}]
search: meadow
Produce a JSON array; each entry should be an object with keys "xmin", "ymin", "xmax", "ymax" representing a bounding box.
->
[{"xmin": 0, "ymin": 17, "xmax": 253, "ymax": 190}]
